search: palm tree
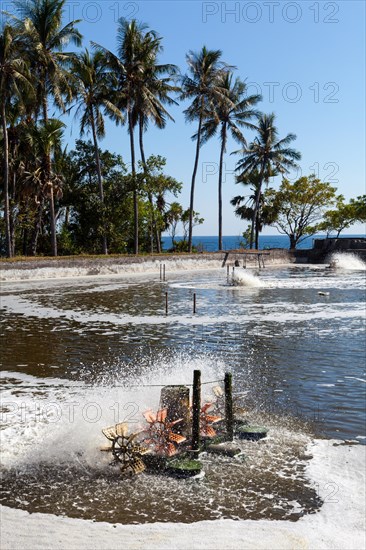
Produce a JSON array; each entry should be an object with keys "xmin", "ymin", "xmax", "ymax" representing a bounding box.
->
[
  {"xmin": 93, "ymin": 19, "xmax": 151, "ymax": 254},
  {"xmin": 70, "ymin": 49, "xmax": 123, "ymax": 254},
  {"xmin": 199, "ymin": 73, "xmax": 261, "ymax": 250},
  {"xmin": 13, "ymin": 0, "xmax": 82, "ymax": 255},
  {"xmin": 24, "ymin": 118, "xmax": 65, "ymax": 255},
  {"xmin": 0, "ymin": 24, "xmax": 32, "ymax": 257},
  {"xmin": 135, "ymin": 43, "xmax": 178, "ymax": 253},
  {"xmin": 235, "ymin": 113, "xmax": 301, "ymax": 249},
  {"xmin": 180, "ymin": 47, "xmax": 230, "ymax": 252},
  {"xmin": 93, "ymin": 18, "xmax": 177, "ymax": 255},
  {"xmin": 231, "ymin": 170, "xmax": 277, "ymax": 247}
]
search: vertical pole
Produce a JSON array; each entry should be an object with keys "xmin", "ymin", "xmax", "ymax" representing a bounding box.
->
[
  {"xmin": 224, "ymin": 372, "xmax": 233, "ymax": 441},
  {"xmin": 160, "ymin": 263, "xmax": 162, "ymax": 281},
  {"xmin": 165, "ymin": 291, "xmax": 168, "ymax": 315},
  {"xmin": 192, "ymin": 369, "xmax": 201, "ymax": 458},
  {"xmin": 193, "ymin": 292, "xmax": 196, "ymax": 314},
  {"xmin": 163, "ymin": 264, "xmax": 166, "ymax": 281},
  {"xmin": 227, "ymin": 264, "xmax": 229, "ymax": 283}
]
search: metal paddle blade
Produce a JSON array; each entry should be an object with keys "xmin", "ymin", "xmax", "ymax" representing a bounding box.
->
[
  {"xmin": 115, "ymin": 422, "xmax": 129, "ymax": 438},
  {"xmin": 166, "ymin": 442, "xmax": 177, "ymax": 457},
  {"xmin": 129, "ymin": 457, "xmax": 146, "ymax": 475},
  {"xmin": 205, "ymin": 414, "xmax": 222, "ymax": 424},
  {"xmin": 203, "ymin": 426, "xmax": 217, "ymax": 438},
  {"xmin": 213, "ymin": 386, "xmax": 224, "ymax": 397},
  {"xmin": 168, "ymin": 432, "xmax": 186, "ymax": 444},
  {"xmin": 102, "ymin": 426, "xmax": 118, "ymax": 441},
  {"xmin": 156, "ymin": 408, "xmax": 167, "ymax": 423},
  {"xmin": 143, "ymin": 409, "xmax": 156, "ymax": 423},
  {"xmin": 201, "ymin": 402, "xmax": 213, "ymax": 413}
]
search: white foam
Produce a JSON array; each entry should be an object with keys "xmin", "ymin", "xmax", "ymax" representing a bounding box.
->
[
  {"xmin": 1, "ymin": 439, "xmax": 365, "ymax": 549},
  {"xmin": 328, "ymin": 252, "xmax": 366, "ymax": 270},
  {"xmin": 0, "ymin": 356, "xmax": 223, "ymax": 470},
  {"xmin": 231, "ymin": 270, "xmax": 263, "ymax": 287},
  {"xmin": 0, "ymin": 259, "xmax": 225, "ymax": 282}
]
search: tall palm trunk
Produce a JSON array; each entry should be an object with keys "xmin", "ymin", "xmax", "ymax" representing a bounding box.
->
[
  {"xmin": 249, "ymin": 203, "xmax": 255, "ymax": 250},
  {"xmin": 42, "ymin": 90, "xmax": 57, "ymax": 256},
  {"xmin": 128, "ymin": 109, "xmax": 138, "ymax": 254},
  {"xmin": 252, "ymin": 164, "xmax": 265, "ymax": 249},
  {"xmin": 188, "ymin": 106, "xmax": 203, "ymax": 253},
  {"xmin": 1, "ymin": 101, "xmax": 12, "ymax": 257},
  {"xmin": 31, "ymin": 197, "xmax": 45, "ymax": 256},
  {"xmin": 90, "ymin": 107, "xmax": 108, "ymax": 255},
  {"xmin": 138, "ymin": 119, "xmax": 161, "ymax": 253},
  {"xmin": 218, "ymin": 122, "xmax": 227, "ymax": 251}
]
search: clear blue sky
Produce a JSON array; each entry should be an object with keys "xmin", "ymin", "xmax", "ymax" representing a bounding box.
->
[{"xmin": 11, "ymin": 0, "xmax": 366, "ymax": 236}]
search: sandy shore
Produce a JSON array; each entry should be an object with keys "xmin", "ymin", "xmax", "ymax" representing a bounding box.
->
[{"xmin": 1, "ymin": 439, "xmax": 365, "ymax": 550}]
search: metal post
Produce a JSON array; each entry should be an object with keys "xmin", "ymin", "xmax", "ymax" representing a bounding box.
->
[
  {"xmin": 192, "ymin": 369, "xmax": 201, "ymax": 457},
  {"xmin": 193, "ymin": 293, "xmax": 196, "ymax": 314},
  {"xmin": 160, "ymin": 263, "xmax": 162, "ymax": 281},
  {"xmin": 224, "ymin": 372, "xmax": 233, "ymax": 441},
  {"xmin": 165, "ymin": 292, "xmax": 168, "ymax": 315},
  {"xmin": 227, "ymin": 264, "xmax": 229, "ymax": 283},
  {"xmin": 163, "ymin": 264, "xmax": 166, "ymax": 281}
]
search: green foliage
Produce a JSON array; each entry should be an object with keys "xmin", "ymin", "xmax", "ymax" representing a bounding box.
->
[
  {"xmin": 266, "ymin": 175, "xmax": 337, "ymax": 249},
  {"xmin": 239, "ymin": 226, "xmax": 253, "ymax": 249},
  {"xmin": 234, "ymin": 114, "xmax": 301, "ymax": 248},
  {"xmin": 318, "ymin": 195, "xmax": 366, "ymax": 237}
]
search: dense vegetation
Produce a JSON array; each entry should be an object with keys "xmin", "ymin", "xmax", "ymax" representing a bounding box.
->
[{"xmin": 1, "ymin": 0, "xmax": 364, "ymax": 258}]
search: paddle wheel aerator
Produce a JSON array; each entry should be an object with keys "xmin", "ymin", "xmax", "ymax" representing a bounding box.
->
[
  {"xmin": 102, "ymin": 422, "xmax": 149, "ymax": 475},
  {"xmin": 142, "ymin": 408, "xmax": 186, "ymax": 456}
]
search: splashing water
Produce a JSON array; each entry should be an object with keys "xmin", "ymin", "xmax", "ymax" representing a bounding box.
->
[
  {"xmin": 231, "ymin": 270, "xmax": 263, "ymax": 287},
  {"xmin": 327, "ymin": 252, "xmax": 366, "ymax": 270},
  {"xmin": 0, "ymin": 352, "xmax": 320, "ymax": 524}
]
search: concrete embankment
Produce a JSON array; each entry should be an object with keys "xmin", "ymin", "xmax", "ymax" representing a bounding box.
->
[{"xmin": 0, "ymin": 249, "xmax": 294, "ymax": 281}]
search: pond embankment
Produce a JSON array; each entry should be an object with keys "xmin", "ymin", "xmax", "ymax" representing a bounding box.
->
[{"xmin": 0, "ymin": 249, "xmax": 293, "ymax": 281}]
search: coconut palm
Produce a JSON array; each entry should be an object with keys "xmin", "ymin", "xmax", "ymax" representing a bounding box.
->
[
  {"xmin": 24, "ymin": 118, "xmax": 65, "ymax": 254},
  {"xmin": 70, "ymin": 49, "xmax": 123, "ymax": 254},
  {"xmin": 199, "ymin": 73, "xmax": 261, "ymax": 250},
  {"xmin": 235, "ymin": 113, "xmax": 301, "ymax": 249},
  {"xmin": 231, "ymin": 170, "xmax": 277, "ymax": 248},
  {"xmin": 93, "ymin": 19, "xmax": 152, "ymax": 254},
  {"xmin": 93, "ymin": 18, "xmax": 177, "ymax": 254},
  {"xmin": 180, "ymin": 47, "xmax": 231, "ymax": 252},
  {"xmin": 0, "ymin": 24, "xmax": 33, "ymax": 257},
  {"xmin": 12, "ymin": 0, "xmax": 82, "ymax": 255},
  {"xmin": 135, "ymin": 41, "xmax": 178, "ymax": 253}
]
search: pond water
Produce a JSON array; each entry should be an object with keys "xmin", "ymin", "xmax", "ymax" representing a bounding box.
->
[{"xmin": 1, "ymin": 255, "xmax": 365, "ymax": 523}]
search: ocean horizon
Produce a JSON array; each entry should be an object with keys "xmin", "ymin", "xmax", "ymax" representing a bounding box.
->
[{"xmin": 161, "ymin": 233, "xmax": 365, "ymax": 252}]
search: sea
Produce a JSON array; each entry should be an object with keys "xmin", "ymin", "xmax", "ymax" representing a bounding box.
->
[
  {"xmin": 161, "ymin": 233, "xmax": 365, "ymax": 252},
  {"xmin": 0, "ymin": 245, "xmax": 365, "ymax": 524}
]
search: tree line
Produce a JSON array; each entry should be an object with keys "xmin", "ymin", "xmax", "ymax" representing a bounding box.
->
[{"xmin": 1, "ymin": 0, "xmax": 364, "ymax": 258}]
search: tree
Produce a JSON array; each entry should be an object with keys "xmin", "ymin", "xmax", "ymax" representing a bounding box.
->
[
  {"xmin": 180, "ymin": 46, "xmax": 230, "ymax": 252},
  {"xmin": 24, "ymin": 118, "xmax": 65, "ymax": 254},
  {"xmin": 181, "ymin": 208, "xmax": 204, "ymax": 243},
  {"xmin": 134, "ymin": 32, "xmax": 178, "ymax": 253},
  {"xmin": 199, "ymin": 73, "xmax": 261, "ymax": 250},
  {"xmin": 0, "ymin": 24, "xmax": 32, "ymax": 257},
  {"xmin": 266, "ymin": 175, "xmax": 337, "ymax": 249},
  {"xmin": 319, "ymin": 195, "xmax": 366, "ymax": 237},
  {"xmin": 70, "ymin": 49, "xmax": 123, "ymax": 254},
  {"xmin": 235, "ymin": 113, "xmax": 301, "ymax": 249},
  {"xmin": 13, "ymin": 0, "xmax": 82, "ymax": 255},
  {"xmin": 231, "ymin": 170, "xmax": 277, "ymax": 245},
  {"xmin": 138, "ymin": 155, "xmax": 182, "ymax": 251},
  {"xmin": 165, "ymin": 201, "xmax": 183, "ymax": 247},
  {"xmin": 94, "ymin": 18, "xmax": 174, "ymax": 255},
  {"xmin": 60, "ymin": 140, "xmax": 130, "ymax": 254}
]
